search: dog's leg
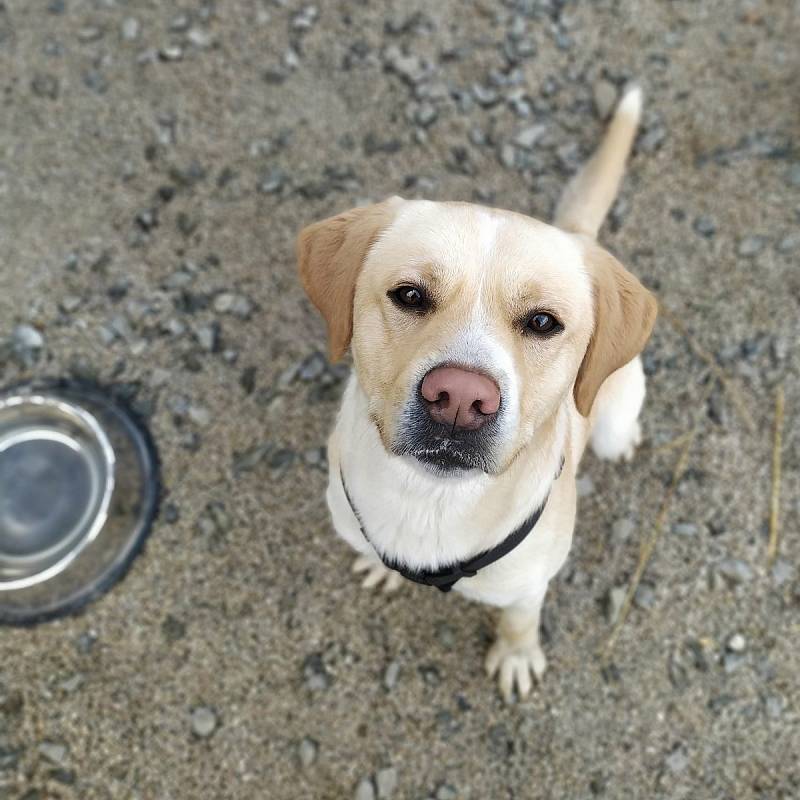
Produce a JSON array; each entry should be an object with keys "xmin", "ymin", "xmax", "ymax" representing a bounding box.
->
[
  {"xmin": 485, "ymin": 586, "xmax": 548, "ymax": 703},
  {"xmin": 351, "ymin": 554, "xmax": 405, "ymax": 593},
  {"xmin": 589, "ymin": 356, "xmax": 646, "ymax": 461}
]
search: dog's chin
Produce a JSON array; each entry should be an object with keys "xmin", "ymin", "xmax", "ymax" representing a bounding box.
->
[{"xmin": 391, "ymin": 441, "xmax": 495, "ymax": 477}]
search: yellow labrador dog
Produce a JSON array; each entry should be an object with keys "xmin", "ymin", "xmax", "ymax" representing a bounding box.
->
[{"xmin": 297, "ymin": 87, "xmax": 656, "ymax": 702}]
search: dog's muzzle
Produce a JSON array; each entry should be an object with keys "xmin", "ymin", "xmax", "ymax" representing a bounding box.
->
[{"xmin": 392, "ymin": 366, "xmax": 504, "ymax": 474}]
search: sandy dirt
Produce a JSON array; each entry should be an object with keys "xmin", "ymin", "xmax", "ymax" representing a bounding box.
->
[{"xmin": 1, "ymin": 1, "xmax": 798, "ymax": 798}]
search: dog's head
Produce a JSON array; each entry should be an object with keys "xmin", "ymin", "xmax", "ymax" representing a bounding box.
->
[{"xmin": 298, "ymin": 197, "xmax": 657, "ymax": 476}]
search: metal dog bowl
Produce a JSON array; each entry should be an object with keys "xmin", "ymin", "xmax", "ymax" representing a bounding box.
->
[{"xmin": 0, "ymin": 382, "xmax": 159, "ymax": 624}]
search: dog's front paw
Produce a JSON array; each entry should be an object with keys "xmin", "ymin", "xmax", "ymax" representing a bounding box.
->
[
  {"xmin": 352, "ymin": 555, "xmax": 405, "ymax": 593},
  {"xmin": 485, "ymin": 638, "xmax": 547, "ymax": 703}
]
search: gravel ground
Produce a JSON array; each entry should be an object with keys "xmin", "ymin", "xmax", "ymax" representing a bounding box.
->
[{"xmin": 1, "ymin": 1, "xmax": 798, "ymax": 798}]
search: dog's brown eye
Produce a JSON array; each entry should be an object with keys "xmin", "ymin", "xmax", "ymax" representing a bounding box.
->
[
  {"xmin": 390, "ymin": 285, "xmax": 429, "ymax": 312},
  {"xmin": 524, "ymin": 312, "xmax": 562, "ymax": 336}
]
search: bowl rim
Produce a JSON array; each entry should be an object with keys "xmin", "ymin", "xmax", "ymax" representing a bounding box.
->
[
  {"xmin": 0, "ymin": 379, "xmax": 160, "ymax": 625},
  {"xmin": 0, "ymin": 393, "xmax": 117, "ymax": 591}
]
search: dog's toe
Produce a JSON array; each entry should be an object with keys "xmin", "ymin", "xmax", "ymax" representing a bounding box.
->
[
  {"xmin": 486, "ymin": 640, "xmax": 547, "ymax": 703},
  {"xmin": 352, "ymin": 556, "xmax": 403, "ymax": 593}
]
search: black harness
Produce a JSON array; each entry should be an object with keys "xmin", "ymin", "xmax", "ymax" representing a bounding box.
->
[{"xmin": 340, "ymin": 460, "xmax": 561, "ymax": 592}]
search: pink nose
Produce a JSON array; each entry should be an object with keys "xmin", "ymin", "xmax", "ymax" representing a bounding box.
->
[{"xmin": 420, "ymin": 366, "xmax": 501, "ymax": 431}]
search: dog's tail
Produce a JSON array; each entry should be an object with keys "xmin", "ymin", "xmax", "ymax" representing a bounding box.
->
[{"xmin": 553, "ymin": 85, "xmax": 642, "ymax": 239}]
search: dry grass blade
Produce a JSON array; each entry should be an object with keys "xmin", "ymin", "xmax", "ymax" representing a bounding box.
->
[
  {"xmin": 660, "ymin": 305, "xmax": 756, "ymax": 434},
  {"xmin": 647, "ymin": 430, "xmax": 693, "ymax": 456},
  {"xmin": 600, "ymin": 378, "xmax": 716, "ymax": 662},
  {"xmin": 767, "ymin": 385, "xmax": 785, "ymax": 566}
]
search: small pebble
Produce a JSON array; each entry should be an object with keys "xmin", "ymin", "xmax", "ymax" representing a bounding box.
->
[
  {"xmin": 13, "ymin": 323, "xmax": 44, "ymax": 349},
  {"xmin": 771, "ymin": 559, "xmax": 793, "ymax": 585},
  {"xmin": 291, "ymin": 6, "xmax": 319, "ymax": 32},
  {"xmin": 723, "ymin": 652, "xmax": 746, "ymax": 673},
  {"xmin": 514, "ymin": 124, "xmax": 546, "ymax": 150},
  {"xmin": 737, "ymin": 235, "xmax": 765, "ymax": 257},
  {"xmin": 78, "ymin": 26, "xmax": 104, "ymax": 42},
  {"xmin": 639, "ymin": 123, "xmax": 666, "ymax": 152},
  {"xmin": 121, "ymin": 18, "xmax": 140, "ymax": 40},
  {"xmin": 258, "ymin": 169, "xmax": 286, "ymax": 194},
  {"xmin": 665, "ymin": 747, "xmax": 688, "ymax": 774},
  {"xmin": 633, "ymin": 583, "xmax": 656, "ymax": 610},
  {"xmin": 610, "ymin": 518, "xmax": 635, "ymax": 544},
  {"xmin": 557, "ymin": 141, "xmax": 581, "ymax": 171},
  {"xmin": 726, "ymin": 633, "xmax": 746, "ymax": 653},
  {"xmin": 498, "ymin": 143, "xmax": 517, "ymax": 169},
  {"xmin": 672, "ymin": 522, "xmax": 698, "ymax": 537},
  {"xmin": 298, "ymin": 352, "xmax": 327, "ymax": 381},
  {"xmin": 11, "ymin": 324, "xmax": 45, "ymax": 366},
  {"xmin": 576, "ymin": 476, "xmax": 594, "ymax": 498},
  {"xmin": 605, "ymin": 586, "xmax": 627, "ymax": 623},
  {"xmin": 162, "ymin": 503, "xmax": 180, "ymax": 524},
  {"xmin": 383, "ymin": 46, "xmax": 429, "ymax": 85},
  {"xmin": 355, "ymin": 777, "xmax": 376, "ymax": 800},
  {"xmin": 786, "ymin": 163, "xmax": 800, "ymax": 187},
  {"xmin": 717, "ymin": 558, "xmax": 753, "ymax": 584},
  {"xmin": 765, "ymin": 694, "xmax": 785, "ymax": 719},
  {"xmin": 38, "ymin": 742, "xmax": 68, "ymax": 766},
  {"xmin": 436, "ymin": 622, "xmax": 456, "ymax": 649},
  {"xmin": 59, "ymin": 674, "xmax": 85, "ymax": 693},
  {"xmin": 151, "ymin": 367, "xmax": 171, "ymax": 387},
  {"xmin": 2, "ymin": 749, "xmax": 24, "ymax": 774},
  {"xmin": 187, "ymin": 29, "xmax": 214, "ymax": 48},
  {"xmin": 415, "ymin": 103, "xmax": 438, "ymax": 128},
  {"xmin": 213, "ymin": 292, "xmax": 254, "ymax": 318},
  {"xmin": 83, "ymin": 69, "xmax": 109, "ymax": 94},
  {"xmin": 303, "ymin": 653, "xmax": 331, "ymax": 691},
  {"xmin": 283, "ymin": 47, "xmax": 301, "ymax": 71},
  {"xmin": 303, "ymin": 447, "xmax": 326, "ymax": 468},
  {"xmin": 298, "ymin": 737, "xmax": 317, "ymax": 768},
  {"xmin": 195, "ymin": 322, "xmax": 220, "ymax": 352},
  {"xmin": 376, "ymin": 767, "xmax": 398, "ymax": 799},
  {"xmin": 592, "ymin": 79, "xmax": 617, "ymax": 119},
  {"xmin": 160, "ymin": 45, "xmax": 184, "ymax": 61},
  {"xmin": 693, "ymin": 215, "xmax": 716, "ymax": 238},
  {"xmin": 384, "ymin": 660, "xmax": 400, "ymax": 690},
  {"xmin": 109, "ymin": 315, "xmax": 133, "ymax": 340},
  {"xmin": 777, "ymin": 233, "xmax": 800, "ymax": 253},
  {"xmin": 75, "ymin": 630, "xmax": 98, "ymax": 654},
  {"xmin": 169, "ymin": 13, "xmax": 191, "ymax": 32},
  {"xmin": 188, "ymin": 405, "xmax": 211, "ymax": 426},
  {"xmin": 472, "ymin": 83, "xmax": 500, "ymax": 107},
  {"xmin": 190, "ymin": 706, "xmax": 218, "ymax": 738}
]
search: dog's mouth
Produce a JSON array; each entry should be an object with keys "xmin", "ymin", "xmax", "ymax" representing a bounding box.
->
[
  {"xmin": 392, "ymin": 420, "xmax": 498, "ymax": 475},
  {"xmin": 398, "ymin": 440, "xmax": 490, "ymax": 474}
]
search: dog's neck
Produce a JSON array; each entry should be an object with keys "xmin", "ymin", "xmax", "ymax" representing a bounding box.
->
[{"xmin": 335, "ymin": 375, "xmax": 569, "ymax": 570}]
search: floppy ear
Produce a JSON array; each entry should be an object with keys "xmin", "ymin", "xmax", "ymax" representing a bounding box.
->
[
  {"xmin": 573, "ymin": 242, "xmax": 658, "ymax": 416},
  {"xmin": 297, "ymin": 198, "xmax": 400, "ymax": 362}
]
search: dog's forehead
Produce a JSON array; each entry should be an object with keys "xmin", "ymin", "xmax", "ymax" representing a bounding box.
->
[{"xmin": 376, "ymin": 200, "xmax": 587, "ymax": 284}]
